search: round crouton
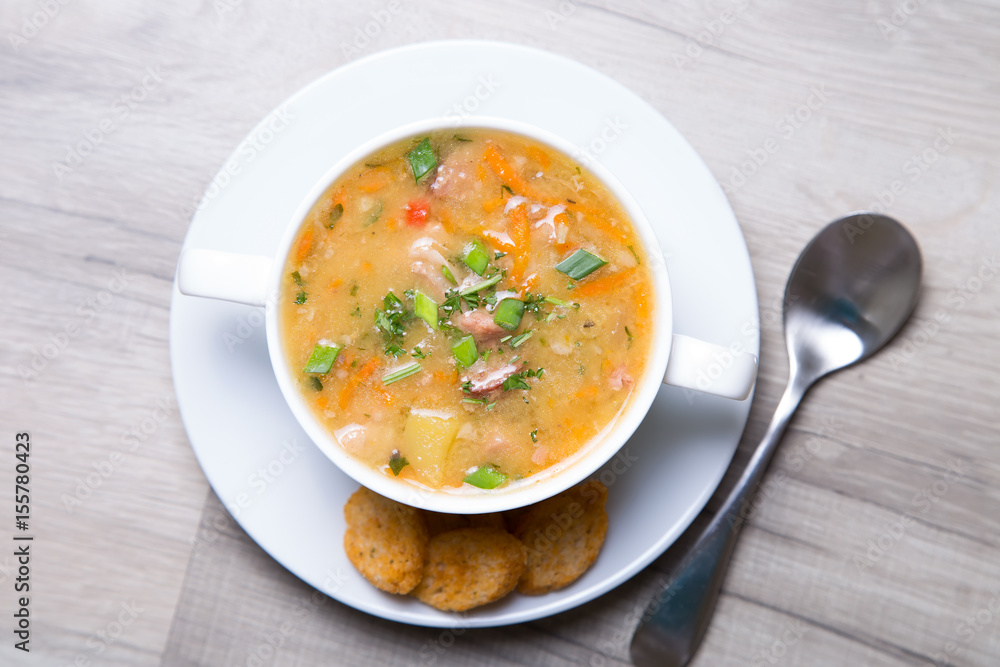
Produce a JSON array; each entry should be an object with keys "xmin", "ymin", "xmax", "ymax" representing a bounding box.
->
[
  {"xmin": 510, "ymin": 480, "xmax": 608, "ymax": 595},
  {"xmin": 412, "ymin": 528, "xmax": 526, "ymax": 611},
  {"xmin": 343, "ymin": 487, "xmax": 429, "ymax": 595}
]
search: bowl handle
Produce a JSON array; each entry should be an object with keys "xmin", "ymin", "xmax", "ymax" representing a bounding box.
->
[
  {"xmin": 663, "ymin": 334, "xmax": 758, "ymax": 400},
  {"xmin": 177, "ymin": 248, "xmax": 273, "ymax": 307}
]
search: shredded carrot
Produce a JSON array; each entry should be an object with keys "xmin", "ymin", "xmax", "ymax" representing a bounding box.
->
[
  {"xmin": 482, "ymin": 229, "xmax": 516, "ymax": 252},
  {"xmin": 527, "ymin": 145, "xmax": 551, "ymax": 169},
  {"xmin": 518, "ymin": 273, "xmax": 539, "ymax": 298},
  {"xmin": 361, "ymin": 261, "xmax": 372, "ymax": 273},
  {"xmin": 633, "ymin": 280, "xmax": 652, "ymax": 331},
  {"xmin": 476, "ymin": 163, "xmax": 488, "ymax": 183},
  {"xmin": 433, "ymin": 370, "xmax": 458, "ymax": 384},
  {"xmin": 357, "ymin": 166, "xmax": 393, "ymax": 193},
  {"xmin": 572, "ymin": 267, "xmax": 636, "ymax": 298},
  {"xmin": 437, "ymin": 205, "xmax": 458, "ymax": 234},
  {"xmin": 483, "ymin": 143, "xmax": 530, "ymax": 194},
  {"xmin": 560, "ymin": 416, "xmax": 590, "ymax": 442},
  {"xmin": 327, "ymin": 279, "xmax": 344, "ymax": 294},
  {"xmin": 564, "ymin": 202, "xmax": 631, "ymax": 244},
  {"xmin": 315, "ymin": 395, "xmax": 329, "ymax": 410},
  {"xmin": 507, "ymin": 204, "xmax": 531, "ymax": 286},
  {"xmin": 481, "ymin": 196, "xmax": 504, "ymax": 213},
  {"xmin": 374, "ymin": 386, "xmax": 395, "ymax": 405},
  {"xmin": 293, "ymin": 228, "xmax": 314, "ymax": 264},
  {"xmin": 574, "ymin": 385, "xmax": 598, "ymax": 400},
  {"xmin": 339, "ymin": 357, "xmax": 380, "ymax": 410}
]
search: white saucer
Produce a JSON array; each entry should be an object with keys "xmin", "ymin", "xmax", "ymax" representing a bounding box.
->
[{"xmin": 170, "ymin": 40, "xmax": 758, "ymax": 628}]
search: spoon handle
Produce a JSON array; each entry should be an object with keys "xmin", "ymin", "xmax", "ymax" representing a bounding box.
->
[{"xmin": 630, "ymin": 374, "xmax": 810, "ymax": 667}]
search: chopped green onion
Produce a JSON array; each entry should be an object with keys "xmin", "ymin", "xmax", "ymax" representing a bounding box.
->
[
  {"xmin": 556, "ymin": 249, "xmax": 608, "ymax": 280},
  {"xmin": 462, "ymin": 240, "xmax": 490, "ymax": 276},
  {"xmin": 501, "ymin": 184, "xmax": 514, "ymax": 195},
  {"xmin": 463, "ymin": 465, "xmax": 507, "ymax": 489},
  {"xmin": 294, "ymin": 291, "xmax": 307, "ymax": 304},
  {"xmin": 384, "ymin": 291, "xmax": 404, "ymax": 311},
  {"xmin": 309, "ymin": 376, "xmax": 323, "ymax": 391},
  {"xmin": 530, "ymin": 429, "xmax": 538, "ymax": 443},
  {"xmin": 363, "ymin": 200, "xmax": 383, "ymax": 227},
  {"xmin": 408, "ymin": 137, "xmax": 437, "ymax": 182},
  {"xmin": 414, "ymin": 291, "xmax": 438, "ymax": 330},
  {"xmin": 462, "ymin": 397, "xmax": 488, "ymax": 405},
  {"xmin": 451, "ymin": 335, "xmax": 479, "ymax": 368},
  {"xmin": 459, "ymin": 273, "xmax": 503, "ymax": 296},
  {"xmin": 441, "ymin": 264, "xmax": 458, "ymax": 285},
  {"xmin": 329, "ymin": 203, "xmax": 344, "ymax": 227},
  {"xmin": 509, "ymin": 330, "xmax": 534, "ymax": 348},
  {"xmin": 502, "ymin": 374, "xmax": 531, "ymax": 391},
  {"xmin": 303, "ymin": 343, "xmax": 340, "ymax": 374},
  {"xmin": 493, "ymin": 298, "xmax": 524, "ymax": 331},
  {"xmin": 383, "ymin": 362, "xmax": 422, "ymax": 385},
  {"xmin": 389, "ymin": 451, "xmax": 409, "ymax": 476},
  {"xmin": 544, "ymin": 296, "xmax": 569, "ymax": 306},
  {"xmin": 291, "ymin": 271, "xmax": 304, "ymax": 286},
  {"xmin": 454, "ymin": 134, "xmax": 472, "ymax": 142},
  {"xmin": 628, "ymin": 244, "xmax": 641, "ymax": 264}
]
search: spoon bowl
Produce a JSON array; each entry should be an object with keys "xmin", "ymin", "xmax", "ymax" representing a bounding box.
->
[
  {"xmin": 630, "ymin": 212, "xmax": 922, "ymax": 667},
  {"xmin": 786, "ymin": 213, "xmax": 922, "ymax": 382}
]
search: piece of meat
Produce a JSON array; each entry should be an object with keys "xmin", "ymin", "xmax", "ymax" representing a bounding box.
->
[
  {"xmin": 462, "ymin": 362, "xmax": 518, "ymax": 396},
  {"xmin": 429, "ymin": 144, "xmax": 481, "ymax": 202},
  {"xmin": 455, "ymin": 308, "xmax": 506, "ymax": 340},
  {"xmin": 531, "ymin": 445, "xmax": 548, "ymax": 466},
  {"xmin": 608, "ymin": 365, "xmax": 633, "ymax": 391}
]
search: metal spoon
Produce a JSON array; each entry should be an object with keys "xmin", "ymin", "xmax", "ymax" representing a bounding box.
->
[{"xmin": 630, "ymin": 212, "xmax": 922, "ymax": 666}]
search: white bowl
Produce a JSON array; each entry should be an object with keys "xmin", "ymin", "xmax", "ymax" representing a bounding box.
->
[{"xmin": 177, "ymin": 116, "xmax": 757, "ymax": 514}]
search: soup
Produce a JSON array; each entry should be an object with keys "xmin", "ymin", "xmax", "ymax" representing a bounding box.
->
[{"xmin": 280, "ymin": 128, "xmax": 654, "ymax": 491}]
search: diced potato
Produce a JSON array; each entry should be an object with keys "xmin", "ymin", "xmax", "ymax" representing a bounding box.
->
[{"xmin": 402, "ymin": 409, "xmax": 461, "ymax": 486}]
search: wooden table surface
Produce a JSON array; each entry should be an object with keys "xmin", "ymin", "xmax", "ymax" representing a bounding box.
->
[{"xmin": 2, "ymin": 1, "xmax": 999, "ymax": 665}]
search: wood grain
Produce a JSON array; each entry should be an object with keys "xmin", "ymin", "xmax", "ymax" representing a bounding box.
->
[{"xmin": 0, "ymin": 0, "xmax": 998, "ymax": 665}]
